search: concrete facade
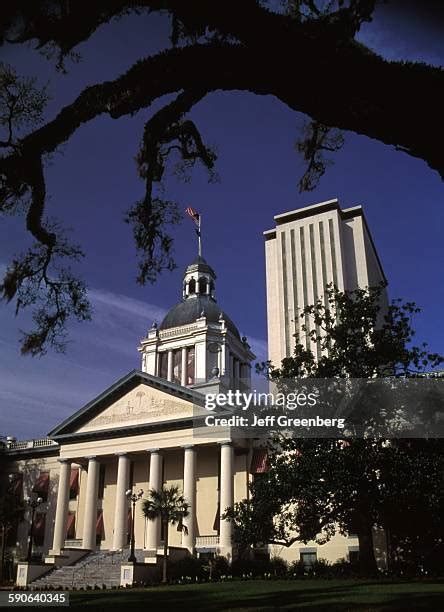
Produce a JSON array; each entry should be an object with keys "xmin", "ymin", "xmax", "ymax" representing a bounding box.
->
[{"xmin": 264, "ymin": 199, "xmax": 387, "ymax": 366}]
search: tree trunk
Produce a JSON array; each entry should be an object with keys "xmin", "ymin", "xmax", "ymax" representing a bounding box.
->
[
  {"xmin": 357, "ymin": 524, "xmax": 378, "ymax": 575},
  {"xmin": 162, "ymin": 521, "xmax": 168, "ymax": 584}
]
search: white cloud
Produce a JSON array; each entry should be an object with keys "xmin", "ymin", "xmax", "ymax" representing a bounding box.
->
[{"xmin": 89, "ymin": 287, "xmax": 166, "ymax": 323}]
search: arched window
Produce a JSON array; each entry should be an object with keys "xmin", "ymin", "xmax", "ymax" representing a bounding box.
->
[
  {"xmin": 188, "ymin": 278, "xmax": 196, "ymax": 294},
  {"xmin": 198, "ymin": 278, "xmax": 207, "ymax": 294}
]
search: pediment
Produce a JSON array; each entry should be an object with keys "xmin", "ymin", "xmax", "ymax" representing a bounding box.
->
[
  {"xmin": 49, "ymin": 370, "xmax": 208, "ymax": 438},
  {"xmin": 76, "ymin": 383, "xmax": 194, "ymax": 433}
]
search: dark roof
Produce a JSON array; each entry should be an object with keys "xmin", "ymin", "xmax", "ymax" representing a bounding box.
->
[
  {"xmin": 184, "ymin": 256, "xmax": 216, "ymax": 277},
  {"xmin": 159, "ymin": 295, "xmax": 240, "ymax": 338}
]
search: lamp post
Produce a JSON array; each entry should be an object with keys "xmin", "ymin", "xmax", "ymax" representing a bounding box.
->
[
  {"xmin": 25, "ymin": 496, "xmax": 43, "ymax": 563},
  {"xmin": 126, "ymin": 489, "xmax": 143, "ymax": 563}
]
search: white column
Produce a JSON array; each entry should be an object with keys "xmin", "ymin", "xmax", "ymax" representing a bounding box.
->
[
  {"xmin": 167, "ymin": 350, "xmax": 173, "ymax": 382},
  {"xmin": 234, "ymin": 359, "xmax": 240, "ymax": 388},
  {"xmin": 220, "ymin": 342, "xmax": 226, "ymax": 376},
  {"xmin": 146, "ymin": 449, "xmax": 162, "ymax": 551},
  {"xmin": 182, "ymin": 445, "xmax": 196, "ymax": 553},
  {"xmin": 112, "ymin": 452, "xmax": 130, "ymax": 550},
  {"xmin": 50, "ymin": 459, "xmax": 71, "ymax": 555},
  {"xmin": 82, "ymin": 457, "xmax": 100, "ymax": 550},
  {"xmin": 181, "ymin": 347, "xmax": 187, "ymax": 387},
  {"xmin": 219, "ymin": 442, "xmax": 234, "ymax": 557}
]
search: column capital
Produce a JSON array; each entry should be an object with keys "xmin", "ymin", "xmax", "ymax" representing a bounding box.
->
[
  {"xmin": 85, "ymin": 455, "xmax": 98, "ymax": 461},
  {"xmin": 115, "ymin": 451, "xmax": 128, "ymax": 457},
  {"xmin": 219, "ymin": 441, "xmax": 232, "ymax": 447},
  {"xmin": 146, "ymin": 448, "xmax": 160, "ymax": 454},
  {"xmin": 57, "ymin": 458, "xmax": 71, "ymax": 464},
  {"xmin": 181, "ymin": 444, "xmax": 195, "ymax": 450}
]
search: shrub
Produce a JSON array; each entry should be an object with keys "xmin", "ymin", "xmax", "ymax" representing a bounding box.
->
[
  {"xmin": 269, "ymin": 556, "xmax": 288, "ymax": 577},
  {"xmin": 168, "ymin": 556, "xmax": 205, "ymax": 581},
  {"xmin": 329, "ymin": 558, "xmax": 355, "ymax": 578},
  {"xmin": 288, "ymin": 559, "xmax": 306, "ymax": 578},
  {"xmin": 311, "ymin": 558, "xmax": 330, "ymax": 576},
  {"xmin": 232, "ymin": 558, "xmax": 270, "ymax": 578},
  {"xmin": 201, "ymin": 555, "xmax": 231, "ymax": 580}
]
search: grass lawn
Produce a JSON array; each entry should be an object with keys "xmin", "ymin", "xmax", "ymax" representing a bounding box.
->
[{"xmin": 68, "ymin": 579, "xmax": 444, "ymax": 611}]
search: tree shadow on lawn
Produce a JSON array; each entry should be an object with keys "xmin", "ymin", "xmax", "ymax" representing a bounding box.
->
[{"xmin": 70, "ymin": 581, "xmax": 444, "ymax": 611}]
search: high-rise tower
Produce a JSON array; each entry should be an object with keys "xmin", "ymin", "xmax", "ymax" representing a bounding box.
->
[{"xmin": 264, "ymin": 199, "xmax": 386, "ymax": 366}]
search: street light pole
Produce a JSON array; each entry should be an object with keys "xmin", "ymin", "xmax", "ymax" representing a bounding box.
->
[
  {"xmin": 126, "ymin": 489, "xmax": 143, "ymax": 563},
  {"xmin": 25, "ymin": 496, "xmax": 43, "ymax": 563}
]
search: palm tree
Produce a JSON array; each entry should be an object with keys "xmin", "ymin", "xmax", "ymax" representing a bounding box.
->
[{"xmin": 142, "ymin": 485, "xmax": 189, "ymax": 583}]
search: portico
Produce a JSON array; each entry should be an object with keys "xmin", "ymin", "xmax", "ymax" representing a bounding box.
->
[{"xmin": 45, "ymin": 370, "xmax": 241, "ymax": 562}]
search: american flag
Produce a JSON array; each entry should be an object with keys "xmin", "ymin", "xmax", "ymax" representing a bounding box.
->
[{"xmin": 185, "ymin": 206, "xmax": 200, "ymax": 225}]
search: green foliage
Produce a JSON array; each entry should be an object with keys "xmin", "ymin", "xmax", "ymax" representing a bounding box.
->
[
  {"xmin": 269, "ymin": 555, "xmax": 289, "ymax": 576},
  {"xmin": 243, "ymin": 285, "xmax": 444, "ymax": 574},
  {"xmin": 0, "ymin": 234, "xmax": 90, "ymax": 355},
  {"xmin": 258, "ymin": 283, "xmax": 442, "ymax": 379},
  {"xmin": 168, "ymin": 556, "xmax": 205, "ymax": 581},
  {"xmin": 296, "ymin": 120, "xmax": 344, "ymax": 192},
  {"xmin": 223, "ymin": 496, "xmax": 277, "ymax": 557},
  {"xmin": 142, "ymin": 485, "xmax": 189, "ymax": 584},
  {"xmin": 0, "ymin": 62, "xmax": 49, "ymax": 148},
  {"xmin": 141, "ymin": 484, "xmax": 189, "ymax": 526}
]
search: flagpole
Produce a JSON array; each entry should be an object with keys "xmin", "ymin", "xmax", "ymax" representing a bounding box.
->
[{"xmin": 198, "ymin": 214, "xmax": 202, "ymax": 257}]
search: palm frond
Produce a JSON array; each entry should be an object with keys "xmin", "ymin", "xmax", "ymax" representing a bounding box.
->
[{"xmin": 141, "ymin": 484, "xmax": 189, "ymax": 524}]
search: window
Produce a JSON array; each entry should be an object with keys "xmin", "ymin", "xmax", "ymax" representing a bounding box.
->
[
  {"xmin": 300, "ymin": 551, "xmax": 317, "ymax": 568},
  {"xmin": 96, "ymin": 510, "xmax": 104, "ymax": 545},
  {"xmin": 198, "ymin": 551, "xmax": 215, "ymax": 561},
  {"xmin": 173, "ymin": 349, "xmax": 182, "ymax": 384},
  {"xmin": 158, "ymin": 352, "xmax": 168, "ymax": 380},
  {"xmin": 188, "ymin": 278, "xmax": 196, "ymax": 294},
  {"xmin": 349, "ymin": 550, "xmax": 359, "ymax": 564},
  {"xmin": 186, "ymin": 347, "xmax": 195, "ymax": 385},
  {"xmin": 33, "ymin": 513, "xmax": 46, "ymax": 547},
  {"xmin": 69, "ymin": 468, "xmax": 79, "ymax": 500},
  {"xmin": 212, "ymin": 502, "xmax": 220, "ymax": 535},
  {"xmin": 33, "ymin": 472, "xmax": 49, "ymax": 502},
  {"xmin": 66, "ymin": 513, "xmax": 76, "ymax": 539},
  {"xmin": 98, "ymin": 465, "xmax": 106, "ymax": 499},
  {"xmin": 198, "ymin": 278, "xmax": 207, "ymax": 294},
  {"xmin": 250, "ymin": 449, "xmax": 268, "ymax": 474}
]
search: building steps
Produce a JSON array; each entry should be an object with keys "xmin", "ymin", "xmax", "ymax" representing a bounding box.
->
[{"xmin": 30, "ymin": 549, "xmax": 145, "ymax": 590}]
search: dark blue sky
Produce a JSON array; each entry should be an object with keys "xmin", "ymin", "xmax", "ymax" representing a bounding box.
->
[{"xmin": 0, "ymin": 3, "xmax": 443, "ymax": 439}]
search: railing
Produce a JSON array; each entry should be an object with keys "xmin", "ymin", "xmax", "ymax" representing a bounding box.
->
[
  {"xmin": 196, "ymin": 536, "xmax": 220, "ymax": 547},
  {"xmin": 159, "ymin": 324, "xmax": 199, "ymax": 339},
  {"xmin": 7, "ymin": 438, "xmax": 58, "ymax": 451}
]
